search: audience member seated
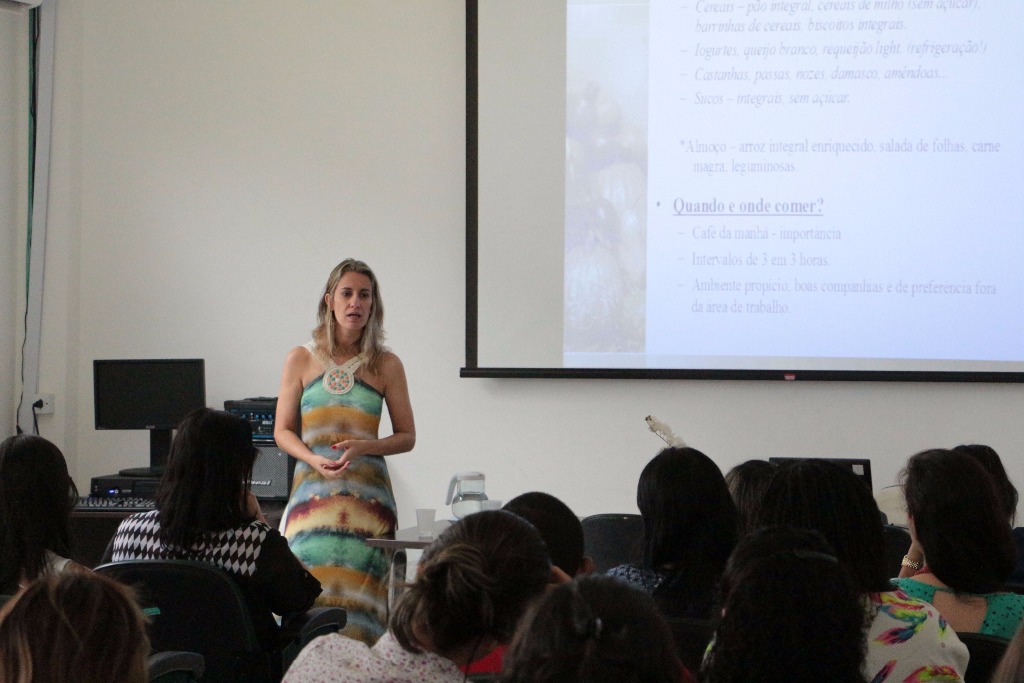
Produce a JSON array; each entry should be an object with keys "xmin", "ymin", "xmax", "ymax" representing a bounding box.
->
[
  {"xmin": 283, "ymin": 510, "xmax": 552, "ymax": 683},
  {"xmin": 501, "ymin": 575, "xmax": 690, "ymax": 683},
  {"xmin": 0, "ymin": 434, "xmax": 86, "ymax": 594},
  {"xmin": 462, "ymin": 491, "xmax": 595, "ymax": 676},
  {"xmin": 106, "ymin": 407, "xmax": 321, "ymax": 653},
  {"xmin": 702, "ymin": 526, "xmax": 865, "ymax": 683},
  {"xmin": 723, "ymin": 459, "xmax": 777, "ymax": 535},
  {"xmin": 607, "ymin": 446, "xmax": 738, "ymax": 621},
  {"xmin": 894, "ymin": 448, "xmax": 1024, "ymax": 639},
  {"xmin": 952, "ymin": 443, "xmax": 1024, "ymax": 587},
  {"xmin": 0, "ymin": 571, "xmax": 150, "ymax": 683},
  {"xmin": 756, "ymin": 459, "xmax": 969, "ymax": 681},
  {"xmin": 504, "ymin": 491, "xmax": 594, "ymax": 579}
]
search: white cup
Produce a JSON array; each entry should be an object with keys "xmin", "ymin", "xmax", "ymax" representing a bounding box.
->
[
  {"xmin": 416, "ymin": 508, "xmax": 436, "ymax": 538},
  {"xmin": 480, "ymin": 499, "xmax": 502, "ymax": 511}
]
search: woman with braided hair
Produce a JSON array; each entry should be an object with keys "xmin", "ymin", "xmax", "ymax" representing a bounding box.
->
[{"xmin": 283, "ymin": 510, "xmax": 552, "ymax": 683}]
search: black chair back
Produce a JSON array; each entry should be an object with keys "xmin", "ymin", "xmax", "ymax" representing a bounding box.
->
[
  {"xmin": 148, "ymin": 651, "xmax": 205, "ymax": 683},
  {"xmin": 581, "ymin": 513, "xmax": 644, "ymax": 574},
  {"xmin": 958, "ymin": 631, "xmax": 1010, "ymax": 683},
  {"xmin": 881, "ymin": 524, "xmax": 912, "ymax": 579},
  {"xmin": 665, "ymin": 617, "xmax": 716, "ymax": 674},
  {"xmin": 96, "ymin": 560, "xmax": 274, "ymax": 683}
]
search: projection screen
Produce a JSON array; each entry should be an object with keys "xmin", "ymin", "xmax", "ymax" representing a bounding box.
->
[{"xmin": 465, "ymin": 0, "xmax": 1024, "ymax": 382}]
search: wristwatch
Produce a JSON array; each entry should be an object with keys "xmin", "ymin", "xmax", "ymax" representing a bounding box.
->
[{"xmin": 901, "ymin": 555, "xmax": 921, "ymax": 570}]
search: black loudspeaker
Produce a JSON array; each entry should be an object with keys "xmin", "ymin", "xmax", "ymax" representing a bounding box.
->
[{"xmin": 252, "ymin": 443, "xmax": 293, "ymax": 501}]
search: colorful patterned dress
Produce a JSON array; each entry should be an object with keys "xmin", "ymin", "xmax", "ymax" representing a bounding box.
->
[{"xmin": 281, "ymin": 343, "xmax": 397, "ymax": 645}]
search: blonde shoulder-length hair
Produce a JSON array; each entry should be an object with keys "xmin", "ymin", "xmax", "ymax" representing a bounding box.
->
[
  {"xmin": 312, "ymin": 258, "xmax": 388, "ymax": 374},
  {"xmin": 0, "ymin": 572, "xmax": 151, "ymax": 683}
]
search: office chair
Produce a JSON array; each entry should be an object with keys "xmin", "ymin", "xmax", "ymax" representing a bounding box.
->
[
  {"xmin": 148, "ymin": 651, "xmax": 205, "ymax": 683},
  {"xmin": 581, "ymin": 513, "xmax": 644, "ymax": 574},
  {"xmin": 96, "ymin": 560, "xmax": 344, "ymax": 683},
  {"xmin": 957, "ymin": 632, "xmax": 1010, "ymax": 683}
]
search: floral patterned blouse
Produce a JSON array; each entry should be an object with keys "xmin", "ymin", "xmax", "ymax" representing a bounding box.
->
[
  {"xmin": 283, "ymin": 631, "xmax": 463, "ymax": 683},
  {"xmin": 864, "ymin": 590, "xmax": 968, "ymax": 683}
]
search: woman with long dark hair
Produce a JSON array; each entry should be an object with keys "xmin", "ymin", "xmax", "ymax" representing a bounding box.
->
[
  {"xmin": 0, "ymin": 434, "xmax": 82, "ymax": 594},
  {"xmin": 607, "ymin": 446, "xmax": 738, "ymax": 620},
  {"xmin": 108, "ymin": 407, "xmax": 321, "ymax": 651},
  {"xmin": 951, "ymin": 443, "xmax": 1024, "ymax": 586},
  {"xmin": 894, "ymin": 448, "xmax": 1024, "ymax": 638},
  {"xmin": 702, "ymin": 526, "xmax": 866, "ymax": 683},
  {"xmin": 756, "ymin": 459, "xmax": 969, "ymax": 681}
]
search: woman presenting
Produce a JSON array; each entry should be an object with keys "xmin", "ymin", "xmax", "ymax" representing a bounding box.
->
[{"xmin": 275, "ymin": 258, "xmax": 415, "ymax": 645}]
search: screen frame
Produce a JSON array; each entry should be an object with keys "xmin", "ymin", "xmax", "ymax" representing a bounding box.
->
[
  {"xmin": 93, "ymin": 358, "xmax": 207, "ymax": 430},
  {"xmin": 93, "ymin": 358, "xmax": 207, "ymax": 476},
  {"xmin": 768, "ymin": 457, "xmax": 873, "ymax": 493},
  {"xmin": 461, "ymin": 0, "xmax": 1024, "ymax": 384}
]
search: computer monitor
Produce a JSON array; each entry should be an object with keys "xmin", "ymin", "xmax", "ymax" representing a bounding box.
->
[
  {"xmin": 93, "ymin": 358, "xmax": 206, "ymax": 478},
  {"xmin": 767, "ymin": 457, "xmax": 874, "ymax": 492}
]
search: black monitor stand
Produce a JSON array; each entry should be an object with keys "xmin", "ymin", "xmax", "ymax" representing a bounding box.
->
[{"xmin": 117, "ymin": 428, "xmax": 171, "ymax": 478}]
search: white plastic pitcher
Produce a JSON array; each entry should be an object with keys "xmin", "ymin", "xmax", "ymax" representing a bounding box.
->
[{"xmin": 445, "ymin": 471, "xmax": 488, "ymax": 519}]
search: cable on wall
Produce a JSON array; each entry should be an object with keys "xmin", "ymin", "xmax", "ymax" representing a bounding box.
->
[{"xmin": 15, "ymin": 0, "xmax": 54, "ymax": 435}]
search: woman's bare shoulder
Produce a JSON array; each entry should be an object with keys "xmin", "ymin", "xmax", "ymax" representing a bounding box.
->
[
  {"xmin": 285, "ymin": 344, "xmax": 316, "ymax": 365},
  {"xmin": 369, "ymin": 351, "xmax": 406, "ymax": 393},
  {"xmin": 377, "ymin": 349, "xmax": 403, "ymax": 367}
]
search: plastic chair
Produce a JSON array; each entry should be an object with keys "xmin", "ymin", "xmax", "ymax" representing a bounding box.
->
[
  {"xmin": 96, "ymin": 560, "xmax": 344, "ymax": 683},
  {"xmin": 581, "ymin": 513, "xmax": 644, "ymax": 574},
  {"xmin": 148, "ymin": 651, "xmax": 205, "ymax": 683},
  {"xmin": 957, "ymin": 632, "xmax": 1009, "ymax": 683}
]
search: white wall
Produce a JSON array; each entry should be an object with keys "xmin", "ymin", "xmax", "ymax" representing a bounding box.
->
[
  {"xmin": 1, "ymin": 6, "xmax": 30, "ymax": 439},
  {"xmin": 25, "ymin": 0, "xmax": 1024, "ymax": 527}
]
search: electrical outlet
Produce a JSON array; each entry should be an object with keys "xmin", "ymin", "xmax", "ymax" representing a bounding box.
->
[{"xmin": 33, "ymin": 393, "xmax": 55, "ymax": 414}]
